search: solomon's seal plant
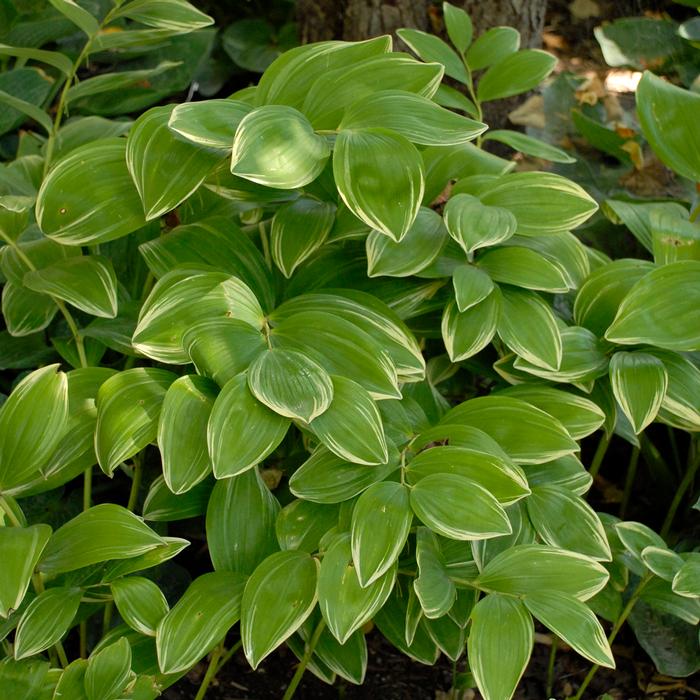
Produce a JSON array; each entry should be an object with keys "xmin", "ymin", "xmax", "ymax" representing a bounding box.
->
[{"xmin": 0, "ymin": 2, "xmax": 698, "ymax": 699}]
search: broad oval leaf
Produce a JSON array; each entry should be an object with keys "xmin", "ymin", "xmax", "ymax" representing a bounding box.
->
[
  {"xmin": 158, "ymin": 375, "xmax": 217, "ymax": 494},
  {"xmin": 333, "ymin": 128, "xmax": 424, "ymax": 242},
  {"xmin": 468, "ymin": 595, "xmax": 533, "ymax": 700},
  {"xmin": 38, "ymin": 504, "xmax": 166, "ymax": 575},
  {"xmin": 110, "ymin": 577, "xmax": 169, "ymax": 637},
  {"xmin": 466, "ymin": 26, "xmax": 520, "ymax": 70},
  {"xmin": 444, "ymin": 194, "xmax": 517, "ymax": 255},
  {"xmin": 340, "ymin": 90, "xmax": 485, "ymax": 145},
  {"xmin": 475, "ymin": 544, "xmax": 609, "ymax": 601},
  {"xmin": 208, "ymin": 373, "xmax": 290, "ymax": 478},
  {"xmin": 276, "ymin": 500, "xmax": 339, "ymax": 553},
  {"xmin": 636, "ymin": 71, "xmax": 700, "ymax": 182},
  {"xmin": 672, "ymin": 559, "xmax": 700, "ymax": 598},
  {"xmin": 452, "ymin": 264, "xmax": 495, "ymax": 312},
  {"xmin": 84, "ymin": 637, "xmax": 131, "ymax": 700},
  {"xmin": 497, "ymin": 287, "xmax": 562, "ymax": 372},
  {"xmin": 605, "ymin": 261, "xmax": 700, "ymax": 351},
  {"xmin": 14, "ymin": 587, "xmax": 82, "ymax": 659},
  {"xmin": 22, "ymin": 255, "xmax": 118, "ymax": 318},
  {"xmin": 36, "ymin": 139, "xmax": 146, "ymax": 245},
  {"xmin": 478, "ymin": 246, "xmax": 569, "ymax": 293},
  {"xmin": 231, "ymin": 105, "xmax": 329, "ymax": 188},
  {"xmin": 309, "ymin": 376, "xmax": 388, "ymax": 465},
  {"xmin": 351, "ymin": 482, "xmax": 412, "ymax": 587},
  {"xmin": 248, "ymin": 348, "xmax": 333, "ymax": 423},
  {"xmin": 126, "ymin": 106, "xmax": 222, "ymax": 220},
  {"xmin": 289, "ymin": 446, "xmax": 399, "ymax": 504},
  {"xmin": 442, "ymin": 293, "xmax": 500, "ymax": 362},
  {"xmin": 0, "ymin": 364, "xmax": 68, "ymax": 491},
  {"xmin": 241, "ymin": 551, "xmax": 319, "ymax": 668},
  {"xmin": 526, "ymin": 485, "xmax": 611, "ymax": 561},
  {"xmin": 477, "ymin": 49, "xmax": 556, "ymax": 102},
  {"xmin": 524, "ymin": 591, "xmax": 614, "ymax": 667},
  {"xmin": 95, "ymin": 367, "xmax": 175, "ymax": 476},
  {"xmin": 167, "ymin": 99, "xmax": 251, "ymax": 149},
  {"xmin": 410, "ymin": 473, "xmax": 511, "ymax": 541},
  {"xmin": 206, "ymin": 470, "xmax": 280, "ymax": 574},
  {"xmin": 318, "ymin": 534, "xmax": 396, "ymax": 644},
  {"xmin": 414, "ymin": 527, "xmax": 455, "ymax": 619},
  {"xmin": 156, "ymin": 571, "xmax": 246, "ymax": 674},
  {"xmin": 609, "ymin": 351, "xmax": 668, "ymax": 434}
]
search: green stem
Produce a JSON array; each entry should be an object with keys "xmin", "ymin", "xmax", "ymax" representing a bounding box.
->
[
  {"xmin": 619, "ymin": 445, "xmax": 640, "ymax": 519},
  {"xmin": 55, "ymin": 640, "xmax": 69, "ymax": 668},
  {"xmin": 283, "ymin": 619, "xmax": 326, "ymax": 700},
  {"xmin": 83, "ymin": 467, "xmax": 92, "ymax": 511},
  {"xmin": 546, "ymin": 636, "xmax": 558, "ymax": 697},
  {"xmin": 194, "ymin": 640, "xmax": 225, "ymax": 700},
  {"xmin": 573, "ymin": 574, "xmax": 652, "ymax": 700},
  {"xmin": 258, "ymin": 221, "xmax": 271, "ymax": 267},
  {"xmin": 588, "ymin": 431, "xmax": 611, "ymax": 479},
  {"xmin": 215, "ymin": 640, "xmax": 243, "ymax": 675},
  {"xmin": 661, "ymin": 441, "xmax": 700, "ymax": 539},
  {"xmin": 79, "ymin": 621, "xmax": 88, "ymax": 658},
  {"xmin": 126, "ymin": 455, "xmax": 143, "ymax": 513},
  {"xmin": 451, "ymin": 659, "xmax": 458, "ymax": 700},
  {"xmin": 102, "ymin": 600, "xmax": 113, "ymax": 636},
  {"xmin": 689, "ymin": 201, "xmax": 700, "ymax": 223},
  {"xmin": 0, "ymin": 495, "xmax": 22, "ymax": 527}
]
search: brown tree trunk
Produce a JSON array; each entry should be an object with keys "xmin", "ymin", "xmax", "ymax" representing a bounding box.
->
[{"xmin": 296, "ymin": 0, "xmax": 548, "ymax": 128}]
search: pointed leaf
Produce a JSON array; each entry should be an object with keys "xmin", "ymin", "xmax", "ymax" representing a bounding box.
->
[
  {"xmin": 168, "ymin": 99, "xmax": 252, "ymax": 149},
  {"xmin": 444, "ymin": 193, "xmax": 517, "ymax": 254},
  {"xmin": 397, "ymin": 28, "xmax": 468, "ymax": 82},
  {"xmin": 452, "ymin": 264, "xmax": 495, "ymax": 312},
  {"xmin": 477, "ymin": 49, "xmax": 556, "ymax": 102},
  {"xmin": 485, "ymin": 129, "xmax": 576, "ymax": 164},
  {"xmin": 414, "ymin": 527, "xmax": 456, "ymax": 618},
  {"xmin": 84, "ymin": 637, "xmax": 132, "ymax": 700},
  {"xmin": 466, "ymin": 27, "xmax": 520, "ymax": 70},
  {"xmin": 478, "ymin": 246, "xmax": 569, "ymax": 292},
  {"xmin": 276, "ymin": 500, "xmax": 339, "ymax": 553},
  {"xmin": 442, "ymin": 293, "xmax": 500, "ymax": 362},
  {"xmin": 111, "ymin": 577, "xmax": 169, "ymax": 637}
]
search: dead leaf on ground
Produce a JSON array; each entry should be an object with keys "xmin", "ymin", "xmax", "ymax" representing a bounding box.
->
[
  {"xmin": 569, "ymin": 0, "xmax": 601, "ymax": 20},
  {"xmin": 508, "ymin": 95, "xmax": 545, "ymax": 129}
]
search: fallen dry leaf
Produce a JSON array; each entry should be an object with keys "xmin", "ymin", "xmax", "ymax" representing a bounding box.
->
[
  {"xmin": 569, "ymin": 0, "xmax": 601, "ymax": 20},
  {"xmin": 508, "ymin": 95, "xmax": 545, "ymax": 129}
]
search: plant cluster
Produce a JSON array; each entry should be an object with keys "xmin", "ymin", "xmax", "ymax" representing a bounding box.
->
[{"xmin": 0, "ymin": 1, "xmax": 698, "ymax": 699}]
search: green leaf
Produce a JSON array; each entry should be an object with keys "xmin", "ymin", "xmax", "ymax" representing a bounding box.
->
[
  {"xmin": 23, "ymin": 255, "xmax": 118, "ymax": 318},
  {"xmin": 37, "ymin": 139, "xmax": 146, "ymax": 245},
  {"xmin": 497, "ymin": 287, "xmax": 562, "ymax": 371},
  {"xmin": 111, "ymin": 577, "xmax": 169, "ymax": 637},
  {"xmin": 1, "ymin": 283, "xmax": 57, "ymax": 337},
  {"xmin": 95, "ymin": 368, "xmax": 174, "ymax": 476},
  {"xmin": 497, "ymin": 385, "xmax": 605, "ymax": 441},
  {"xmin": 0, "ymin": 658, "xmax": 50, "ymax": 700},
  {"xmin": 241, "ymin": 551, "xmax": 319, "ymax": 667},
  {"xmin": 443, "ymin": 2, "xmax": 473, "ymax": 53},
  {"xmin": 0, "ymin": 364, "xmax": 68, "ymax": 491},
  {"xmin": 410, "ymin": 473, "xmax": 511, "ymax": 541},
  {"xmin": 142, "ymin": 475, "xmax": 210, "ymax": 521},
  {"xmin": 480, "ymin": 172, "xmax": 598, "ymax": 236},
  {"xmin": 406, "ymin": 445, "xmax": 529, "ymax": 505},
  {"xmin": 0, "ymin": 525, "xmax": 52, "ymax": 619},
  {"xmin": 158, "ymin": 375, "xmax": 216, "ymax": 494},
  {"xmin": 48, "ymin": 0, "xmax": 98, "ymax": 36},
  {"xmin": 475, "ymin": 544, "xmax": 609, "ymax": 601},
  {"xmin": 466, "ymin": 26, "xmax": 520, "ymax": 70},
  {"xmin": 673, "ymin": 559, "xmax": 700, "ymax": 598},
  {"xmin": 636, "ymin": 71, "xmax": 700, "ymax": 182},
  {"xmin": 609, "ymin": 351, "xmax": 668, "ymax": 434},
  {"xmin": 339, "ymin": 90, "xmax": 485, "ymax": 145},
  {"xmin": 206, "ymin": 470, "xmax": 280, "ymax": 574},
  {"xmin": 351, "ymin": 482, "xmax": 412, "ymax": 587},
  {"xmin": 309, "ymin": 376, "xmax": 388, "ymax": 465},
  {"xmin": 84, "ymin": 637, "xmax": 132, "ymax": 700},
  {"xmin": 231, "ymin": 105, "xmax": 329, "ymax": 189},
  {"xmin": 433, "ymin": 83, "xmax": 478, "ymax": 117},
  {"xmin": 126, "ymin": 106, "xmax": 222, "ymax": 220},
  {"xmin": 478, "ymin": 246, "xmax": 569, "ymax": 292},
  {"xmin": 167, "ymin": 99, "xmax": 251, "ymax": 149},
  {"xmin": 133, "ymin": 269, "xmax": 264, "ymax": 364},
  {"xmin": 367, "ymin": 206, "xmax": 447, "ymax": 278},
  {"xmin": 442, "ymin": 292, "xmax": 500, "ymax": 362},
  {"xmin": 452, "ymin": 264, "xmax": 495, "ymax": 312},
  {"xmin": 468, "ymin": 595, "xmax": 533, "ymax": 700},
  {"xmin": 397, "ymin": 28, "xmax": 468, "ymax": 82},
  {"xmin": 647, "ymin": 350, "xmax": 700, "ymax": 431},
  {"xmin": 14, "ymin": 587, "xmax": 82, "ymax": 659},
  {"xmin": 641, "ymin": 547, "xmax": 683, "ymax": 582},
  {"xmin": 527, "ymin": 485, "xmax": 611, "ymax": 560},
  {"xmin": 606, "ymin": 261, "xmax": 700, "ymax": 351},
  {"xmin": 276, "ymin": 500, "xmax": 339, "ymax": 553},
  {"xmin": 208, "ymin": 373, "xmax": 290, "ymax": 478},
  {"xmin": 100, "ymin": 537, "xmax": 189, "ymax": 582},
  {"xmin": 156, "ymin": 572, "xmax": 246, "ymax": 674},
  {"xmin": 441, "ymin": 396, "xmax": 578, "ymax": 464},
  {"xmin": 477, "ymin": 49, "xmax": 556, "ymax": 102},
  {"xmin": 289, "ymin": 446, "xmax": 398, "ymax": 504},
  {"xmin": 0, "ymin": 89, "xmax": 52, "ymax": 134},
  {"xmin": 334, "ymin": 128, "xmax": 424, "ymax": 243},
  {"xmin": 444, "ymin": 193, "xmax": 517, "ymax": 254},
  {"xmin": 525, "ymin": 591, "xmax": 614, "ymax": 667},
  {"xmin": 318, "ymin": 534, "xmax": 395, "ymax": 644},
  {"xmin": 414, "ymin": 527, "xmax": 455, "ymax": 618},
  {"xmin": 112, "ymin": 0, "xmax": 213, "ymax": 31},
  {"xmin": 271, "ymin": 197, "xmax": 336, "ymax": 277},
  {"xmin": 52, "ymin": 659, "xmax": 87, "ymax": 700},
  {"xmin": 484, "ymin": 130, "xmax": 575, "ymax": 164},
  {"xmin": 0, "ymin": 44, "xmax": 73, "ymax": 76},
  {"xmin": 272, "ymin": 311, "xmax": 400, "ymax": 400},
  {"xmin": 306, "ymin": 622, "xmax": 368, "ymax": 685},
  {"xmin": 38, "ymin": 504, "xmax": 166, "ymax": 575},
  {"xmin": 248, "ymin": 347, "xmax": 333, "ymax": 423}
]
